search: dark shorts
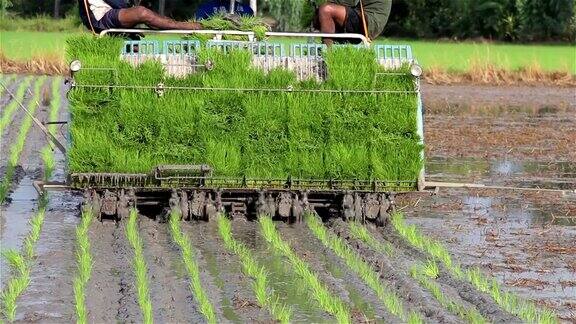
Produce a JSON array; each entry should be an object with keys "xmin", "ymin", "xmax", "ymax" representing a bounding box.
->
[
  {"xmin": 81, "ymin": 8, "xmax": 123, "ymax": 33},
  {"xmin": 339, "ymin": 7, "xmax": 363, "ymax": 35},
  {"xmin": 335, "ymin": 7, "xmax": 364, "ymax": 44}
]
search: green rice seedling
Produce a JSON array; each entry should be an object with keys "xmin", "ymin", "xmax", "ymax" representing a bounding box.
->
[
  {"xmin": 410, "ymin": 261, "xmax": 486, "ymax": 324},
  {"xmin": 169, "ymin": 211, "xmax": 216, "ymax": 323},
  {"xmin": 422, "ymin": 259, "xmax": 439, "ymax": 279},
  {"xmin": 192, "ymin": 14, "xmax": 270, "ymax": 41},
  {"xmin": 73, "ymin": 278, "xmax": 87, "ymax": 324},
  {"xmin": 0, "ymin": 203, "xmax": 48, "ymax": 320},
  {"xmin": 0, "ymin": 76, "xmax": 46, "ymax": 204},
  {"xmin": 259, "ymin": 215, "xmax": 350, "ymax": 324},
  {"xmin": 390, "ymin": 212, "xmax": 559, "ymax": 323},
  {"xmin": 41, "ymin": 77, "xmax": 63, "ymax": 181},
  {"xmin": 0, "ymin": 76, "xmax": 32, "ymax": 134},
  {"xmin": 22, "ymin": 207, "xmax": 46, "ymax": 259},
  {"xmin": 66, "ymin": 36, "xmax": 423, "ymax": 183},
  {"xmin": 217, "ymin": 215, "xmax": 291, "ymax": 323},
  {"xmin": 1, "ymin": 250, "xmax": 27, "ymax": 276},
  {"xmin": 1, "ymin": 274, "xmax": 30, "ymax": 321},
  {"xmin": 305, "ymin": 214, "xmax": 419, "ymax": 322},
  {"xmin": 349, "ymin": 222, "xmax": 393, "ymax": 256},
  {"xmin": 73, "ymin": 208, "xmax": 94, "ymax": 324},
  {"xmin": 125, "ymin": 209, "xmax": 153, "ymax": 324}
]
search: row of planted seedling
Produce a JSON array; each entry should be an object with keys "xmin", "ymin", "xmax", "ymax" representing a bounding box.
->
[
  {"xmin": 388, "ymin": 212, "xmax": 558, "ymax": 323},
  {"xmin": 1, "ymin": 77, "xmax": 63, "ymax": 321},
  {"xmin": 70, "ymin": 209, "xmax": 557, "ymax": 324},
  {"xmin": 171, "ymin": 212, "xmax": 421, "ymax": 323},
  {"xmin": 218, "ymin": 212, "xmax": 558, "ymax": 324}
]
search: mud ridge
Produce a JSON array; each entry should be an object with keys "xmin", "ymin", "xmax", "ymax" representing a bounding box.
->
[
  {"xmin": 375, "ymin": 224, "xmax": 520, "ymax": 323},
  {"xmin": 277, "ymin": 222, "xmax": 397, "ymax": 323},
  {"xmin": 328, "ymin": 219, "xmax": 461, "ymax": 323},
  {"xmin": 86, "ymin": 220, "xmax": 139, "ymax": 323},
  {"xmin": 138, "ymin": 216, "xmax": 205, "ymax": 323},
  {"xmin": 183, "ymin": 220, "xmax": 270, "ymax": 323}
]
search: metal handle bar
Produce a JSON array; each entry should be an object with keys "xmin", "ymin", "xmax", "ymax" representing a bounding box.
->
[{"xmin": 99, "ymin": 29, "xmax": 371, "ymax": 46}]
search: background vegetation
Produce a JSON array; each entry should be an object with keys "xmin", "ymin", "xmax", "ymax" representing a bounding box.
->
[{"xmin": 1, "ymin": 0, "xmax": 574, "ymax": 41}]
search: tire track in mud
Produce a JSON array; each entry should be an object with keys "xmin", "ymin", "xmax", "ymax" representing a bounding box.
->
[
  {"xmin": 230, "ymin": 218, "xmax": 332, "ymax": 323},
  {"xmin": 86, "ymin": 220, "xmax": 140, "ymax": 323},
  {"xmin": 362, "ymin": 221, "xmax": 519, "ymax": 323},
  {"xmin": 183, "ymin": 220, "xmax": 271, "ymax": 323},
  {"xmin": 13, "ymin": 191, "xmax": 81, "ymax": 323},
  {"xmin": 138, "ymin": 216, "xmax": 205, "ymax": 323},
  {"xmin": 277, "ymin": 221, "xmax": 397, "ymax": 323}
]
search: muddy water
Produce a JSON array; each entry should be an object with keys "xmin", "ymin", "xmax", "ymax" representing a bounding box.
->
[
  {"xmin": 230, "ymin": 218, "xmax": 331, "ymax": 323},
  {"xmin": 427, "ymin": 158, "xmax": 576, "ymax": 190},
  {"xmin": 14, "ymin": 190, "xmax": 81, "ymax": 323},
  {"xmin": 277, "ymin": 222, "xmax": 395, "ymax": 323},
  {"xmin": 183, "ymin": 220, "xmax": 271, "ymax": 323},
  {"xmin": 0, "ymin": 176, "xmax": 39, "ymax": 287},
  {"xmin": 424, "ymin": 90, "xmax": 576, "ymax": 162},
  {"xmin": 403, "ymin": 96, "xmax": 576, "ymax": 320},
  {"xmin": 86, "ymin": 220, "xmax": 140, "ymax": 323},
  {"xmin": 139, "ymin": 217, "xmax": 206, "ymax": 323}
]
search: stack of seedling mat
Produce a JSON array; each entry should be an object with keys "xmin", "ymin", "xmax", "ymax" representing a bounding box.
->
[{"xmin": 67, "ymin": 36, "xmax": 423, "ymax": 185}]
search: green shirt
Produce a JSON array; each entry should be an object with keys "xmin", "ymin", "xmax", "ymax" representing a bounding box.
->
[{"xmin": 331, "ymin": 0, "xmax": 392, "ymax": 39}]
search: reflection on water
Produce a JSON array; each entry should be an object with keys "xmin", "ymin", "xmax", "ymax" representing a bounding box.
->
[
  {"xmin": 0, "ymin": 176, "xmax": 38, "ymax": 288},
  {"xmin": 427, "ymin": 157, "xmax": 576, "ymax": 190},
  {"xmin": 426, "ymin": 103, "xmax": 570, "ymax": 117},
  {"xmin": 409, "ymin": 191, "xmax": 575, "ymax": 227}
]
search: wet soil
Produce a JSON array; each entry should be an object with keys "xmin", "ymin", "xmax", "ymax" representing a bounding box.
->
[
  {"xmin": 422, "ymin": 84, "xmax": 576, "ymax": 161},
  {"xmin": 183, "ymin": 220, "xmax": 271, "ymax": 323},
  {"xmin": 85, "ymin": 219, "xmax": 140, "ymax": 323},
  {"xmin": 138, "ymin": 216, "xmax": 206, "ymax": 323},
  {"xmin": 230, "ymin": 218, "xmax": 332, "ymax": 323},
  {"xmin": 277, "ymin": 222, "xmax": 396, "ymax": 323},
  {"xmin": 1, "ymin": 77, "xmax": 574, "ymax": 322},
  {"xmin": 14, "ymin": 190, "xmax": 81, "ymax": 323},
  {"xmin": 422, "ymin": 84, "xmax": 576, "ymax": 110},
  {"xmin": 361, "ymin": 220, "xmax": 519, "ymax": 323},
  {"xmin": 1, "ymin": 77, "xmax": 33, "ymax": 171},
  {"xmin": 1, "ymin": 75, "xmax": 51, "ymax": 289},
  {"xmin": 397, "ymin": 189, "xmax": 576, "ymax": 321},
  {"xmin": 327, "ymin": 219, "xmax": 469, "ymax": 324},
  {"xmin": 0, "ymin": 75, "xmax": 24, "ymax": 112},
  {"xmin": 400, "ymin": 84, "xmax": 576, "ymax": 320},
  {"xmin": 0, "ymin": 175, "xmax": 39, "ymax": 287}
]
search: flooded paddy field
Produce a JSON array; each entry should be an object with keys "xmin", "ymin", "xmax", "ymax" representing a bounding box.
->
[{"xmin": 1, "ymin": 74, "xmax": 574, "ymax": 322}]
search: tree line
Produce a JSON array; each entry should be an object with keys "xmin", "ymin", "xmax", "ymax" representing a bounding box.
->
[{"xmin": 1, "ymin": 0, "xmax": 574, "ymax": 41}]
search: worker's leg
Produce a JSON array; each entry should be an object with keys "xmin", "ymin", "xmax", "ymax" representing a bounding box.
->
[
  {"xmin": 316, "ymin": 3, "xmax": 347, "ymax": 46},
  {"xmin": 117, "ymin": 6, "xmax": 201, "ymax": 30}
]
